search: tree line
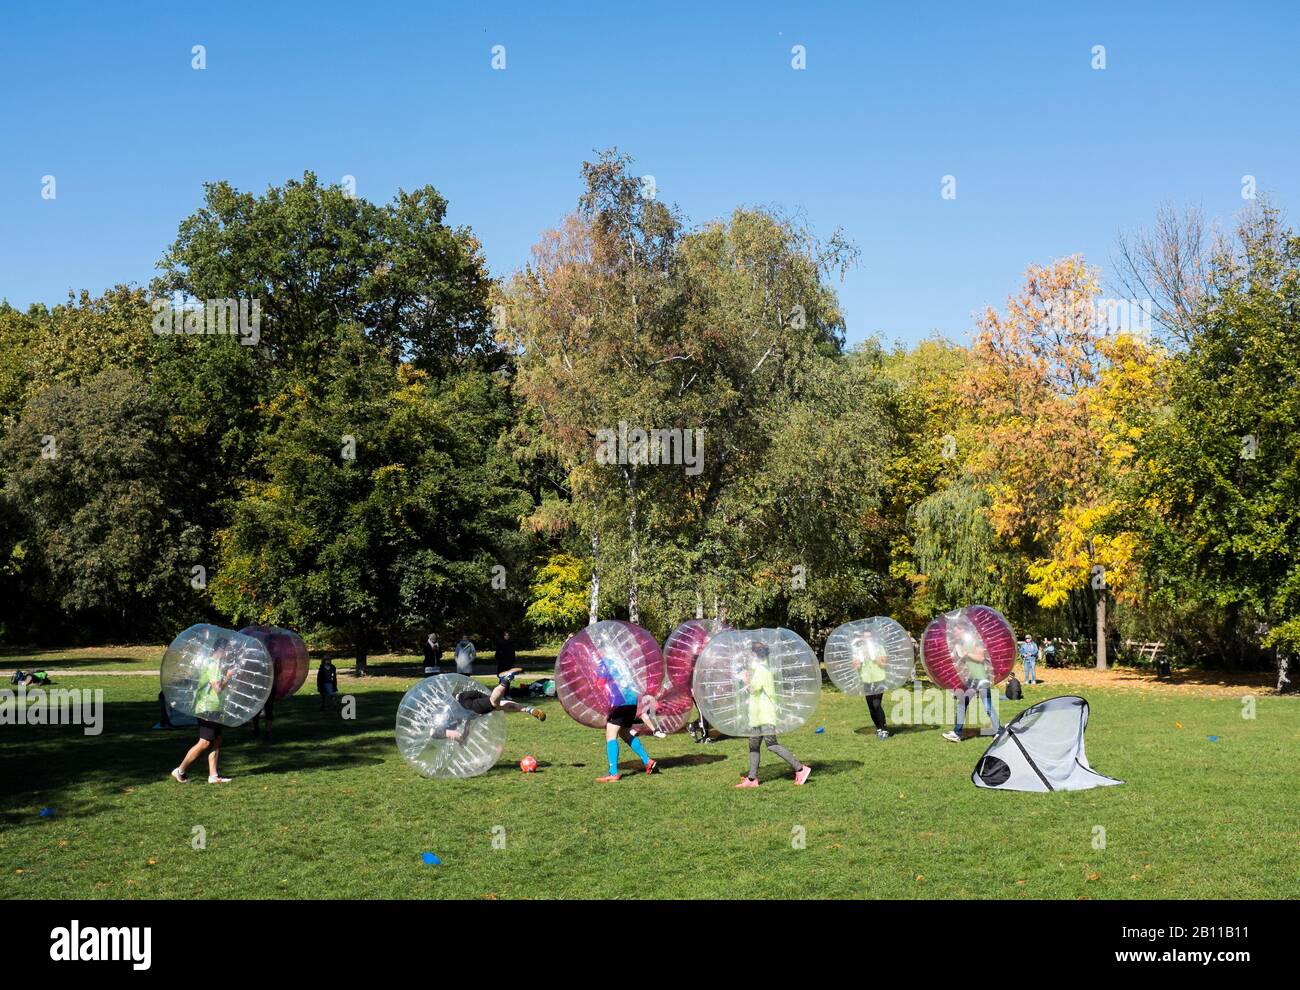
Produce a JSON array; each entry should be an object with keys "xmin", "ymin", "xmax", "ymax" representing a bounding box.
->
[{"xmin": 1, "ymin": 152, "xmax": 1295, "ymax": 685}]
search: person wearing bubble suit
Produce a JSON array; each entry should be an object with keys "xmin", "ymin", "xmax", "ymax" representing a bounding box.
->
[
  {"xmin": 923, "ymin": 607, "xmax": 1014, "ymax": 743},
  {"xmin": 734, "ymin": 639, "xmax": 813, "ymax": 788},
  {"xmin": 167, "ymin": 631, "xmax": 272, "ymax": 785},
  {"xmin": 593, "ymin": 654, "xmax": 664, "ymax": 782},
  {"xmin": 824, "ymin": 617, "xmax": 916, "ymax": 741},
  {"xmin": 441, "ymin": 667, "xmax": 547, "ymax": 736},
  {"xmin": 395, "ymin": 671, "xmax": 538, "ymax": 779}
]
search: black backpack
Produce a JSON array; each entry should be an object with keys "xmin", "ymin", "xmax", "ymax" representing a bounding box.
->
[{"xmin": 1005, "ymin": 675, "xmax": 1023, "ymax": 700}]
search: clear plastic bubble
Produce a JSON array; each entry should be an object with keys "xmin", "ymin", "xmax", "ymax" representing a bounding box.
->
[
  {"xmin": 238, "ymin": 625, "xmax": 309, "ymax": 701},
  {"xmin": 919, "ymin": 605, "xmax": 1017, "ymax": 691},
  {"xmin": 395, "ymin": 674, "xmax": 507, "ymax": 779},
  {"xmin": 658, "ymin": 618, "xmax": 731, "ymax": 733},
  {"xmin": 691, "ymin": 628, "xmax": 820, "ymax": 737},
  {"xmin": 823, "ymin": 617, "xmax": 916, "ymax": 695},
  {"xmin": 555, "ymin": 620, "xmax": 663, "ymax": 728},
  {"xmin": 160, "ymin": 624, "xmax": 274, "ymax": 727}
]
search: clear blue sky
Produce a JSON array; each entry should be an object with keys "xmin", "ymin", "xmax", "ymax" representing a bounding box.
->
[{"xmin": 1, "ymin": 1, "xmax": 1295, "ymax": 346}]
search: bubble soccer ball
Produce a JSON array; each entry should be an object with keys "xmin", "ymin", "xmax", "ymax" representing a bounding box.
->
[
  {"xmin": 692, "ymin": 628, "xmax": 820, "ymax": 737},
  {"xmin": 920, "ymin": 605, "xmax": 1017, "ymax": 692},
  {"xmin": 395, "ymin": 674, "xmax": 507, "ymax": 779},
  {"xmin": 554, "ymin": 620, "xmax": 663, "ymax": 728},
  {"xmin": 657, "ymin": 618, "xmax": 731, "ymax": 733},
  {"xmin": 823, "ymin": 617, "xmax": 916, "ymax": 696},
  {"xmin": 160, "ymin": 624, "xmax": 274, "ymax": 728},
  {"xmin": 519, "ymin": 755, "xmax": 538, "ymax": 773},
  {"xmin": 238, "ymin": 625, "xmax": 309, "ymax": 701}
]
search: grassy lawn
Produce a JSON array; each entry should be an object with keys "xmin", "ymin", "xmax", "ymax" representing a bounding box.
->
[{"xmin": 1, "ymin": 671, "xmax": 1296, "ymax": 899}]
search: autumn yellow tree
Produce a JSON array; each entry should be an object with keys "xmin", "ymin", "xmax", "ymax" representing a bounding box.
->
[{"xmin": 960, "ymin": 257, "xmax": 1168, "ymax": 667}]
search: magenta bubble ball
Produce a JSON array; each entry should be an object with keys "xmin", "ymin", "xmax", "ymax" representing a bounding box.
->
[
  {"xmin": 239, "ymin": 625, "xmax": 309, "ymax": 701},
  {"xmin": 554, "ymin": 620, "xmax": 663, "ymax": 728},
  {"xmin": 920, "ymin": 605, "xmax": 1016, "ymax": 692},
  {"xmin": 659, "ymin": 619, "xmax": 731, "ymax": 733}
]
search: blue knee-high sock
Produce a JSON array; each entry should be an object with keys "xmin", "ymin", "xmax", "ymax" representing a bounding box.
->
[
  {"xmin": 627, "ymin": 736, "xmax": 650, "ymax": 765},
  {"xmin": 606, "ymin": 739, "xmax": 619, "ymax": 776}
]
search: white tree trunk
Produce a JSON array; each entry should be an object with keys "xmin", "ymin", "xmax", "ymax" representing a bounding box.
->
[
  {"xmin": 624, "ymin": 467, "xmax": 639, "ymax": 625},
  {"xmin": 1095, "ymin": 590, "xmax": 1108, "ymax": 670},
  {"xmin": 588, "ymin": 531, "xmax": 600, "ymax": 625}
]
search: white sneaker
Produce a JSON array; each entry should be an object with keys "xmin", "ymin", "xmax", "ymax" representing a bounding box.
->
[
  {"xmin": 942, "ymin": 730, "xmax": 962, "ymax": 743},
  {"xmin": 208, "ymin": 774, "xmax": 233, "ymax": 784},
  {"xmin": 171, "ymin": 768, "xmax": 188, "ymax": 783}
]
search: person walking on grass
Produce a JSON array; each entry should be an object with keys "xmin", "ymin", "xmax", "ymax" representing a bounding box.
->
[
  {"xmin": 1019, "ymin": 634, "xmax": 1040, "ymax": 685},
  {"xmin": 736, "ymin": 640, "xmax": 811, "ymax": 788},
  {"xmin": 942, "ymin": 643, "xmax": 1002, "ymax": 743},
  {"xmin": 593, "ymin": 656, "xmax": 661, "ymax": 782},
  {"xmin": 318, "ymin": 656, "xmax": 340, "ymax": 711},
  {"xmin": 852, "ymin": 631, "xmax": 893, "ymax": 740},
  {"xmin": 171, "ymin": 639, "xmax": 236, "ymax": 784},
  {"xmin": 453, "ymin": 632, "xmax": 476, "ymax": 675}
]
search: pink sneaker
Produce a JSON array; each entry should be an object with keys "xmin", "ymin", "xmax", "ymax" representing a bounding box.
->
[
  {"xmin": 735, "ymin": 776, "xmax": 759, "ymax": 788},
  {"xmin": 793, "ymin": 765, "xmax": 812, "ymax": 786}
]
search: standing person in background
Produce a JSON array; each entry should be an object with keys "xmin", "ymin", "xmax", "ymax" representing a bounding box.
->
[
  {"xmin": 1019, "ymin": 634, "xmax": 1040, "ymax": 685},
  {"xmin": 454, "ymin": 631, "xmax": 476, "ymax": 675},
  {"xmin": 1042, "ymin": 637, "xmax": 1057, "ymax": 669},
  {"xmin": 422, "ymin": 633, "xmax": 442, "ymax": 675},
  {"xmin": 318, "ymin": 656, "xmax": 340, "ymax": 711},
  {"xmin": 495, "ymin": 630, "xmax": 517, "ymax": 677}
]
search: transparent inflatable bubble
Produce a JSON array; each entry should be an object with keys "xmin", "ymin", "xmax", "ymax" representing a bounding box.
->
[
  {"xmin": 657, "ymin": 619, "xmax": 731, "ymax": 733},
  {"xmin": 824, "ymin": 617, "xmax": 915, "ymax": 696},
  {"xmin": 160, "ymin": 624, "xmax": 274, "ymax": 727},
  {"xmin": 238, "ymin": 625, "xmax": 309, "ymax": 701},
  {"xmin": 692, "ymin": 628, "xmax": 820, "ymax": 737},
  {"xmin": 920, "ymin": 605, "xmax": 1017, "ymax": 692},
  {"xmin": 555, "ymin": 620, "xmax": 663, "ymax": 728},
  {"xmin": 395, "ymin": 674, "xmax": 507, "ymax": 779}
]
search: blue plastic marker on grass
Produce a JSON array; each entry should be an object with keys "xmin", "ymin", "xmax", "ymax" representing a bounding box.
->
[
  {"xmin": 39, "ymin": 807, "xmax": 54, "ymax": 818},
  {"xmin": 422, "ymin": 852, "xmax": 441, "ymax": 866},
  {"xmin": 1208, "ymin": 735, "xmax": 1219, "ymax": 742},
  {"xmin": 815, "ymin": 726, "xmax": 825, "ymax": 734}
]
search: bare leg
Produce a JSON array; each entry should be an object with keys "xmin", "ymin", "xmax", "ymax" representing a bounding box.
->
[
  {"xmin": 207, "ymin": 740, "xmax": 221, "ymax": 778},
  {"xmin": 178, "ymin": 738, "xmax": 209, "ymax": 774}
]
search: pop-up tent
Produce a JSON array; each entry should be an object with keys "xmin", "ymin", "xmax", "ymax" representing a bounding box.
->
[{"xmin": 972, "ymin": 695, "xmax": 1122, "ymax": 792}]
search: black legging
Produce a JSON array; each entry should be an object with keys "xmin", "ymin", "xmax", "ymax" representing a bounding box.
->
[{"xmin": 865, "ymin": 692, "xmax": 887, "ymax": 731}]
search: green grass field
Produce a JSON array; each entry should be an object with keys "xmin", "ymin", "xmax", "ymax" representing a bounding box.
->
[{"xmin": 2, "ymin": 669, "xmax": 1296, "ymax": 899}]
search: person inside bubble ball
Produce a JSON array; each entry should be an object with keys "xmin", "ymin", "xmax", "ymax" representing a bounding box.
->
[
  {"xmin": 852, "ymin": 632, "xmax": 892, "ymax": 741},
  {"xmin": 941, "ymin": 638, "xmax": 1002, "ymax": 742},
  {"xmin": 593, "ymin": 655, "xmax": 661, "ymax": 782},
  {"xmin": 171, "ymin": 637, "xmax": 237, "ymax": 784},
  {"xmin": 440, "ymin": 667, "xmax": 547, "ymax": 743},
  {"xmin": 736, "ymin": 640, "xmax": 812, "ymax": 788}
]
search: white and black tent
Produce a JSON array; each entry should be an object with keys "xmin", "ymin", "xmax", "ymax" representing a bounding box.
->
[{"xmin": 972, "ymin": 695, "xmax": 1122, "ymax": 792}]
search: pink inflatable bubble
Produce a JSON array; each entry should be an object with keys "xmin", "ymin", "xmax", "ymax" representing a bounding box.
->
[
  {"xmin": 920, "ymin": 605, "xmax": 1016, "ymax": 692},
  {"xmin": 555, "ymin": 620, "xmax": 663, "ymax": 729},
  {"xmin": 239, "ymin": 625, "xmax": 309, "ymax": 701},
  {"xmin": 658, "ymin": 619, "xmax": 731, "ymax": 733}
]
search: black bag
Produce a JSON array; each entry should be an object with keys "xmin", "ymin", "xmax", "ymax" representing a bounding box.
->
[{"xmin": 1005, "ymin": 675, "xmax": 1023, "ymax": 700}]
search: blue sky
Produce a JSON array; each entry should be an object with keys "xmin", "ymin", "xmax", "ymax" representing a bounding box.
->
[{"xmin": 1, "ymin": 1, "xmax": 1295, "ymax": 346}]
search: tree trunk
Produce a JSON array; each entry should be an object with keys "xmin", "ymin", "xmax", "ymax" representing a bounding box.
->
[
  {"xmin": 1279, "ymin": 653, "xmax": 1292, "ymax": 694},
  {"xmin": 588, "ymin": 531, "xmax": 601, "ymax": 625},
  {"xmin": 354, "ymin": 626, "xmax": 368, "ymax": 677},
  {"xmin": 695, "ymin": 588, "xmax": 704, "ymax": 620},
  {"xmin": 624, "ymin": 467, "xmax": 639, "ymax": 625},
  {"xmin": 1095, "ymin": 590, "xmax": 1108, "ymax": 670}
]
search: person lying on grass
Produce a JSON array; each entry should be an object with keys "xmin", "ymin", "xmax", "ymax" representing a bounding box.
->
[
  {"xmin": 593, "ymin": 656, "xmax": 661, "ymax": 782},
  {"xmin": 736, "ymin": 640, "xmax": 812, "ymax": 788},
  {"xmin": 171, "ymin": 638, "xmax": 236, "ymax": 784},
  {"xmin": 441, "ymin": 668, "xmax": 545, "ymax": 742}
]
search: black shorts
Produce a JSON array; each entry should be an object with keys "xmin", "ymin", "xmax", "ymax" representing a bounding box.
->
[
  {"xmin": 197, "ymin": 718, "xmax": 223, "ymax": 742},
  {"xmin": 607, "ymin": 704, "xmax": 639, "ymax": 728},
  {"xmin": 455, "ymin": 690, "xmax": 495, "ymax": 716}
]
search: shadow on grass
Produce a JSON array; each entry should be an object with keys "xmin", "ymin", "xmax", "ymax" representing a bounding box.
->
[
  {"xmin": 0, "ymin": 689, "xmax": 415, "ymax": 827},
  {"xmin": 852, "ymin": 724, "xmax": 934, "ymax": 737}
]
